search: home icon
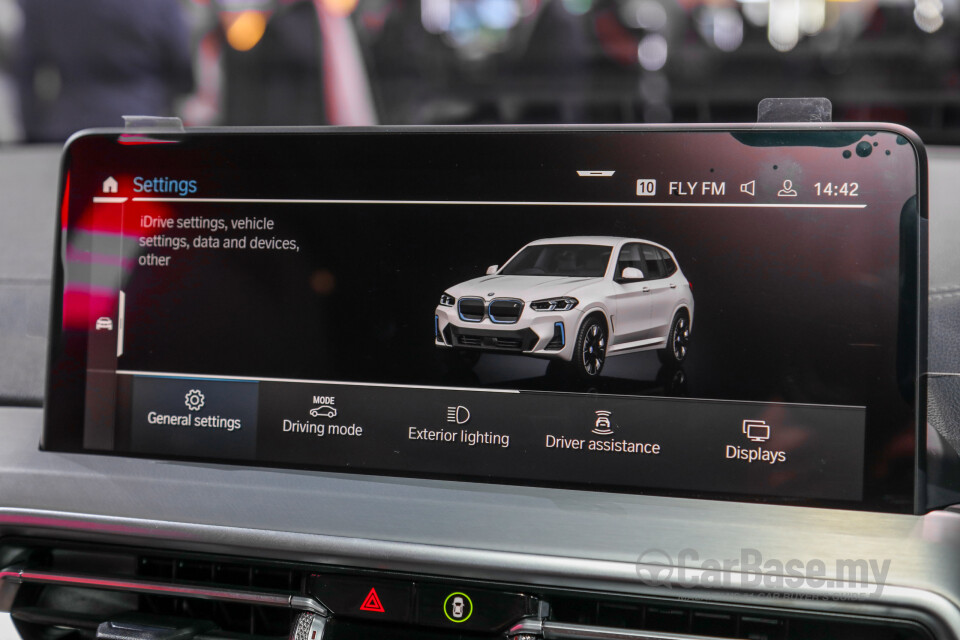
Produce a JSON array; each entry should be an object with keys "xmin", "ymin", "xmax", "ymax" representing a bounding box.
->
[{"xmin": 102, "ymin": 177, "xmax": 118, "ymax": 193}]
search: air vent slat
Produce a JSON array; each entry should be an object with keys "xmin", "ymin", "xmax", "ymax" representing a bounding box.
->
[
  {"xmin": 10, "ymin": 606, "xmax": 105, "ymax": 630},
  {"xmin": 739, "ymin": 616, "xmax": 785, "ymax": 640},
  {"xmin": 692, "ymin": 612, "xmax": 737, "ymax": 637},
  {"xmin": 596, "ymin": 602, "xmax": 643, "ymax": 629}
]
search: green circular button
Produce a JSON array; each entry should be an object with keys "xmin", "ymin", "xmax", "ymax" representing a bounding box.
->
[{"xmin": 443, "ymin": 591, "xmax": 473, "ymax": 623}]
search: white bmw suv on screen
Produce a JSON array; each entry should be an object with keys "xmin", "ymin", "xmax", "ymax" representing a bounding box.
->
[{"xmin": 435, "ymin": 236, "xmax": 694, "ymax": 379}]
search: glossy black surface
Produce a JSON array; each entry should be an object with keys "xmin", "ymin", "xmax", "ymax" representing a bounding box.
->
[{"xmin": 43, "ymin": 127, "xmax": 925, "ymax": 511}]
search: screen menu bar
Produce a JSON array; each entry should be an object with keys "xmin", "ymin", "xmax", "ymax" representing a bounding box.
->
[{"xmin": 112, "ymin": 372, "xmax": 865, "ymax": 501}]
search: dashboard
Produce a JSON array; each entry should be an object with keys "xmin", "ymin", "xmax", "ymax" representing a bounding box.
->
[{"xmin": 0, "ymin": 127, "xmax": 959, "ymax": 640}]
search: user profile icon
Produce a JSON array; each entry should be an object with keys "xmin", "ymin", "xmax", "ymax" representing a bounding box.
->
[{"xmin": 777, "ymin": 180, "xmax": 798, "ymax": 197}]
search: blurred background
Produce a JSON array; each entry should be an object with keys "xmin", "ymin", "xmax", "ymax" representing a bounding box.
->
[{"xmin": 0, "ymin": 0, "xmax": 958, "ymax": 143}]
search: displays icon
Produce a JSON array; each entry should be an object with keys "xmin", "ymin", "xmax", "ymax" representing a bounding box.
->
[
  {"xmin": 742, "ymin": 419, "xmax": 771, "ymax": 442},
  {"xmin": 593, "ymin": 410, "xmax": 614, "ymax": 435},
  {"xmin": 184, "ymin": 389, "xmax": 205, "ymax": 412},
  {"xmin": 443, "ymin": 592, "xmax": 473, "ymax": 623},
  {"xmin": 94, "ymin": 317, "xmax": 113, "ymax": 331},
  {"xmin": 740, "ymin": 180, "xmax": 756, "ymax": 196},
  {"xmin": 777, "ymin": 180, "xmax": 798, "ymax": 197}
]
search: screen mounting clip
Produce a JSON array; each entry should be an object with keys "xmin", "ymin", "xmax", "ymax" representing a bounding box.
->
[
  {"xmin": 122, "ymin": 115, "xmax": 185, "ymax": 132},
  {"xmin": 757, "ymin": 97, "xmax": 832, "ymax": 123}
]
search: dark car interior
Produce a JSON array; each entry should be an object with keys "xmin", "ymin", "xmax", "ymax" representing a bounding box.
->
[{"xmin": 1, "ymin": 3, "xmax": 960, "ymax": 640}]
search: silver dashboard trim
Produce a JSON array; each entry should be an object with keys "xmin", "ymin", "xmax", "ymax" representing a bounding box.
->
[
  {"xmin": 0, "ymin": 507, "xmax": 957, "ymax": 639},
  {"xmin": 509, "ymin": 618, "xmax": 545, "ymax": 636}
]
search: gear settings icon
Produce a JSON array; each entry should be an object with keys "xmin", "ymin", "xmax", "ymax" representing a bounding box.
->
[{"xmin": 184, "ymin": 389, "xmax": 205, "ymax": 412}]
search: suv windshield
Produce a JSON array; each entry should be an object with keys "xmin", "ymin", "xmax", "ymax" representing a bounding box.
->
[{"xmin": 499, "ymin": 244, "xmax": 612, "ymax": 277}]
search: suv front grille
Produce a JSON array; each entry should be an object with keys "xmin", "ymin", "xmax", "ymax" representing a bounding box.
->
[
  {"xmin": 489, "ymin": 299, "xmax": 524, "ymax": 324},
  {"xmin": 456, "ymin": 297, "xmax": 525, "ymax": 323},
  {"xmin": 449, "ymin": 327, "xmax": 537, "ymax": 351},
  {"xmin": 457, "ymin": 297, "xmax": 485, "ymax": 322},
  {"xmin": 457, "ymin": 334, "xmax": 523, "ymax": 349}
]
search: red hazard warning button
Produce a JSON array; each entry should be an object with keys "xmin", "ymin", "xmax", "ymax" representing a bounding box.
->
[
  {"xmin": 307, "ymin": 575, "xmax": 413, "ymax": 623},
  {"xmin": 359, "ymin": 588, "xmax": 385, "ymax": 613}
]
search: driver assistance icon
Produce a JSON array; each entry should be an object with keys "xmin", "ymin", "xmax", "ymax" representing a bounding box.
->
[
  {"xmin": 443, "ymin": 592, "xmax": 473, "ymax": 623},
  {"xmin": 592, "ymin": 410, "xmax": 614, "ymax": 435}
]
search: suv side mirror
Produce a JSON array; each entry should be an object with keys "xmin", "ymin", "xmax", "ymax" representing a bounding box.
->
[
  {"xmin": 486, "ymin": 265, "xmax": 499, "ymax": 275},
  {"xmin": 621, "ymin": 267, "xmax": 644, "ymax": 280}
]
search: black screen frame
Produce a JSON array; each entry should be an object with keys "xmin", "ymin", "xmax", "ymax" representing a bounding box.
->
[{"xmin": 41, "ymin": 123, "xmax": 929, "ymax": 514}]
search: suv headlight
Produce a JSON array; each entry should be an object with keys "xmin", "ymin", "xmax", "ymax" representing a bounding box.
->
[
  {"xmin": 439, "ymin": 292, "xmax": 455, "ymax": 307},
  {"xmin": 530, "ymin": 297, "xmax": 579, "ymax": 311}
]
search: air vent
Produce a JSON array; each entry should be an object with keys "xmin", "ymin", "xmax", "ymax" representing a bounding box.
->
[
  {"xmin": 4, "ymin": 544, "xmax": 306, "ymax": 640},
  {"xmin": 547, "ymin": 594, "xmax": 933, "ymax": 640},
  {"xmin": 0, "ymin": 541, "xmax": 938, "ymax": 640},
  {"xmin": 545, "ymin": 322, "xmax": 565, "ymax": 350},
  {"xmin": 136, "ymin": 555, "xmax": 303, "ymax": 636}
]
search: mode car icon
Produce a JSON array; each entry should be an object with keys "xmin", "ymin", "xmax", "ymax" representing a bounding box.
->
[
  {"xmin": 309, "ymin": 405, "xmax": 337, "ymax": 418},
  {"xmin": 435, "ymin": 237, "xmax": 694, "ymax": 379}
]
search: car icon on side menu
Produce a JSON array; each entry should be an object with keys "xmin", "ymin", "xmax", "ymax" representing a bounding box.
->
[
  {"xmin": 434, "ymin": 237, "xmax": 694, "ymax": 379},
  {"xmin": 309, "ymin": 405, "xmax": 337, "ymax": 418}
]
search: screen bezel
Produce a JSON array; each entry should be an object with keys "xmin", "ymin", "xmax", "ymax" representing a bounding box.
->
[{"xmin": 41, "ymin": 123, "xmax": 929, "ymax": 514}]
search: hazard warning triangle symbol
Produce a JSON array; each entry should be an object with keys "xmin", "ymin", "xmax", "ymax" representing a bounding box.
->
[{"xmin": 359, "ymin": 587, "xmax": 386, "ymax": 613}]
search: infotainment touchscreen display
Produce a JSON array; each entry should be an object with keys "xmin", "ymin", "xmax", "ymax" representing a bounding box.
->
[{"xmin": 43, "ymin": 126, "xmax": 926, "ymax": 512}]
